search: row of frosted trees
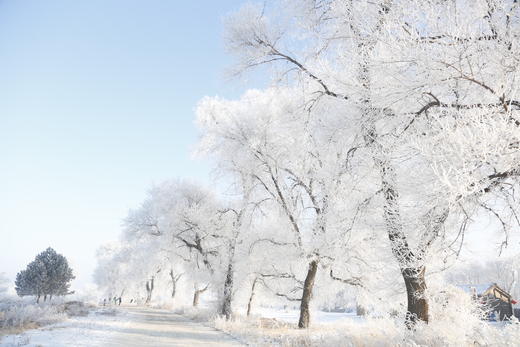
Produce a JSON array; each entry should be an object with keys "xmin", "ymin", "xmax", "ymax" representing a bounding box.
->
[{"xmin": 95, "ymin": 0, "xmax": 520, "ymax": 329}]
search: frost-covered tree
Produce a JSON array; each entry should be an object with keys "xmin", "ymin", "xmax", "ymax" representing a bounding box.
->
[
  {"xmin": 94, "ymin": 243, "xmax": 128, "ymax": 302},
  {"xmin": 15, "ymin": 247, "xmax": 74, "ymax": 302},
  {"xmin": 220, "ymin": 0, "xmax": 520, "ymax": 326},
  {"xmin": 119, "ymin": 179, "xmax": 254, "ymax": 318},
  {"xmin": 197, "ymin": 88, "xmax": 370, "ymax": 327}
]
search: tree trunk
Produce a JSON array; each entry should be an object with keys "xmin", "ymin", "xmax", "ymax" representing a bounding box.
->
[
  {"xmin": 356, "ymin": 303, "xmax": 366, "ymax": 316},
  {"xmin": 377, "ymin": 159, "xmax": 429, "ymax": 326},
  {"xmin": 145, "ymin": 278, "xmax": 154, "ymax": 305},
  {"xmin": 171, "ymin": 280, "xmax": 177, "ymax": 299},
  {"xmin": 193, "ymin": 290, "xmax": 200, "ymax": 307},
  {"xmin": 36, "ymin": 295, "xmax": 40, "ymax": 304},
  {"xmin": 246, "ymin": 277, "xmax": 258, "ymax": 317},
  {"xmin": 403, "ymin": 267, "xmax": 428, "ymax": 325},
  {"xmin": 193, "ymin": 284, "xmax": 208, "ymax": 307},
  {"xmin": 351, "ymin": 3, "xmax": 430, "ymax": 326},
  {"xmin": 220, "ymin": 262, "xmax": 234, "ymax": 320},
  {"xmin": 298, "ymin": 260, "xmax": 318, "ymax": 329},
  {"xmin": 43, "ymin": 294, "xmax": 47, "ymax": 302},
  {"xmin": 169, "ymin": 270, "xmax": 181, "ymax": 300}
]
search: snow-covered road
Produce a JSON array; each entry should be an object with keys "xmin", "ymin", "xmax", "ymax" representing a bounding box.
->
[{"xmin": 1, "ymin": 307, "xmax": 245, "ymax": 347}]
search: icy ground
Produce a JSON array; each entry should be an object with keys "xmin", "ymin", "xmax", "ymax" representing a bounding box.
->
[{"xmin": 0, "ymin": 307, "xmax": 244, "ymax": 347}]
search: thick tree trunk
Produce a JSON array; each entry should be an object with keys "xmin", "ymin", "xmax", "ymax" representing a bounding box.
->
[
  {"xmin": 246, "ymin": 277, "xmax": 258, "ymax": 317},
  {"xmin": 220, "ymin": 262, "xmax": 234, "ymax": 320},
  {"xmin": 374, "ymin": 154, "xmax": 430, "ymax": 326},
  {"xmin": 298, "ymin": 260, "xmax": 318, "ymax": 329},
  {"xmin": 352, "ymin": 2, "xmax": 430, "ymax": 326},
  {"xmin": 403, "ymin": 267, "xmax": 428, "ymax": 325}
]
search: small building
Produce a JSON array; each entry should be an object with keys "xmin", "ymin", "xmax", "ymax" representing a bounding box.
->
[{"xmin": 458, "ymin": 283, "xmax": 517, "ymax": 321}]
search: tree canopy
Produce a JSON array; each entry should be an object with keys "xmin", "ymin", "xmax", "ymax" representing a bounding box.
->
[{"xmin": 15, "ymin": 247, "xmax": 75, "ymax": 302}]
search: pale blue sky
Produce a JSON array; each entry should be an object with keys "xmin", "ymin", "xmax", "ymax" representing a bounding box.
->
[{"xmin": 0, "ymin": 0, "xmax": 257, "ymax": 288}]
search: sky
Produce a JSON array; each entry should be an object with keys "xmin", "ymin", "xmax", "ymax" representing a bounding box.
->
[
  {"xmin": 0, "ymin": 0, "xmax": 516, "ymax": 294},
  {"xmin": 0, "ymin": 0, "xmax": 259, "ymax": 290}
]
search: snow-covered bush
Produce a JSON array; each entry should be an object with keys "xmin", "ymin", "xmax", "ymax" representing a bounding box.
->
[
  {"xmin": 0, "ymin": 294, "xmax": 95, "ymax": 333},
  {"xmin": 0, "ymin": 298, "xmax": 66, "ymax": 331}
]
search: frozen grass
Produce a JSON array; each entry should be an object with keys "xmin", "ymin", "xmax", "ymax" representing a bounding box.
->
[
  {"xmin": 208, "ymin": 284, "xmax": 520, "ymax": 346},
  {"xmin": 0, "ymin": 307, "xmax": 126, "ymax": 347},
  {"xmin": 206, "ymin": 287, "xmax": 520, "ymax": 347},
  {"xmin": 0, "ymin": 295, "xmax": 96, "ymax": 337},
  {"xmin": 0, "ymin": 298, "xmax": 66, "ymax": 335},
  {"xmin": 213, "ymin": 312, "xmax": 520, "ymax": 347}
]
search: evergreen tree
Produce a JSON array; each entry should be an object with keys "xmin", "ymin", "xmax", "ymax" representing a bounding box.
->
[{"xmin": 15, "ymin": 247, "xmax": 75, "ymax": 302}]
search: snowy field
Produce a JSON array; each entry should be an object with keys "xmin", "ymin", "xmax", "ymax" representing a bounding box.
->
[{"xmin": 2, "ymin": 305, "xmax": 519, "ymax": 347}]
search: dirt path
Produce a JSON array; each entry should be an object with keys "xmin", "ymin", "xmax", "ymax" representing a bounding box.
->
[
  {"xmin": 0, "ymin": 307, "xmax": 245, "ymax": 347},
  {"xmin": 105, "ymin": 307, "xmax": 244, "ymax": 346}
]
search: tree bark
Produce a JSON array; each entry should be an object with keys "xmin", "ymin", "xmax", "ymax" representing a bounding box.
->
[
  {"xmin": 36, "ymin": 295, "xmax": 40, "ymax": 304},
  {"xmin": 298, "ymin": 260, "xmax": 318, "ymax": 329},
  {"xmin": 220, "ymin": 262, "xmax": 234, "ymax": 320},
  {"xmin": 403, "ymin": 267, "xmax": 428, "ymax": 325},
  {"xmin": 246, "ymin": 277, "xmax": 258, "ymax": 317}
]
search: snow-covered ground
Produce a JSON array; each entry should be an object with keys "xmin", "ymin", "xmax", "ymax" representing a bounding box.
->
[
  {"xmin": 214, "ymin": 307, "xmax": 520, "ymax": 347},
  {"xmin": 0, "ymin": 307, "xmax": 244, "ymax": 347},
  {"xmin": 255, "ymin": 307, "xmax": 362, "ymax": 325},
  {"xmin": 3, "ymin": 305, "xmax": 518, "ymax": 347}
]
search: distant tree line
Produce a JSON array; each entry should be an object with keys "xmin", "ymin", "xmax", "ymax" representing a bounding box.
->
[{"xmin": 15, "ymin": 247, "xmax": 75, "ymax": 303}]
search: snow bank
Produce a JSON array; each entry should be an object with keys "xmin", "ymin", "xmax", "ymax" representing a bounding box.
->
[
  {"xmin": 202, "ymin": 286, "xmax": 520, "ymax": 347},
  {"xmin": 213, "ymin": 314, "xmax": 520, "ymax": 347}
]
